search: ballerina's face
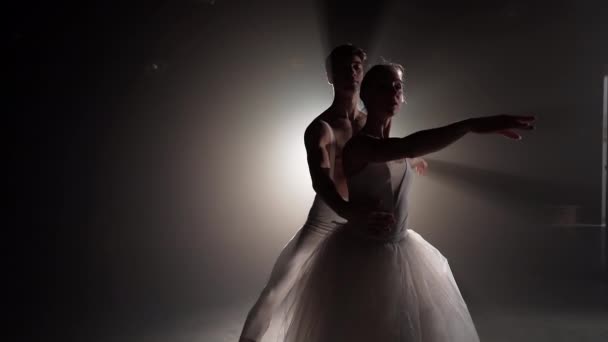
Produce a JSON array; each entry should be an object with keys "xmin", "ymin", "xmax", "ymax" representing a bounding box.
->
[{"xmin": 363, "ymin": 66, "xmax": 405, "ymax": 118}]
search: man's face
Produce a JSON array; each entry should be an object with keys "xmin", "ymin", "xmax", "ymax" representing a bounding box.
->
[{"xmin": 331, "ymin": 55, "xmax": 364, "ymax": 93}]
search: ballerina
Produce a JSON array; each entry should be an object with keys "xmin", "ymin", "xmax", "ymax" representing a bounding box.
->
[
  {"xmin": 281, "ymin": 63, "xmax": 535, "ymax": 341},
  {"xmin": 239, "ymin": 45, "xmax": 416, "ymax": 342}
]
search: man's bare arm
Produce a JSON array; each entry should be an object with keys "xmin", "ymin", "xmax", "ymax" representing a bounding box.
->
[{"xmin": 304, "ymin": 121, "xmax": 350, "ymax": 218}]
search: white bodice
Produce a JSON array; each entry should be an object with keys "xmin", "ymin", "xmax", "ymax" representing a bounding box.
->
[{"xmin": 346, "ymin": 158, "xmax": 413, "ymax": 241}]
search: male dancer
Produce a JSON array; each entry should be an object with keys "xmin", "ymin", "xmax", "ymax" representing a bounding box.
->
[{"xmin": 239, "ymin": 44, "xmax": 426, "ymax": 342}]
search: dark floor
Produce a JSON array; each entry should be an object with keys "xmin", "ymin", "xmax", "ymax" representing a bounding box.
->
[
  {"xmin": 25, "ymin": 225, "xmax": 608, "ymax": 342},
  {"xmin": 57, "ymin": 274, "xmax": 607, "ymax": 342},
  {"xmin": 78, "ymin": 300, "xmax": 608, "ymax": 342}
]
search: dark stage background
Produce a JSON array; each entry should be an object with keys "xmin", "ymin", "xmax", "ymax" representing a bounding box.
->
[{"xmin": 11, "ymin": 0, "xmax": 608, "ymax": 341}]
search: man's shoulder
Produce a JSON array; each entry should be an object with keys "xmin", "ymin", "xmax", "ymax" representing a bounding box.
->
[
  {"xmin": 304, "ymin": 115, "xmax": 332, "ymax": 143},
  {"xmin": 307, "ymin": 111, "xmax": 333, "ymax": 131}
]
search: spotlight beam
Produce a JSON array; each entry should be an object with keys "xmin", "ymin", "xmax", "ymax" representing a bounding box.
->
[
  {"xmin": 423, "ymin": 158, "xmax": 590, "ymax": 208},
  {"xmin": 315, "ymin": 0, "xmax": 394, "ymax": 58}
]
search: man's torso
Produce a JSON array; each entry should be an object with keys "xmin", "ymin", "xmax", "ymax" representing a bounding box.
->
[{"xmin": 316, "ymin": 109, "xmax": 367, "ymax": 199}]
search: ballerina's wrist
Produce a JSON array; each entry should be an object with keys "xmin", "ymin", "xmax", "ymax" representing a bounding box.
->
[{"xmin": 454, "ymin": 118, "xmax": 474, "ymax": 134}]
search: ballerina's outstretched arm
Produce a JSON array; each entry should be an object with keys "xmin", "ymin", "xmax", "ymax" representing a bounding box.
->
[{"xmin": 344, "ymin": 115, "xmax": 535, "ymax": 169}]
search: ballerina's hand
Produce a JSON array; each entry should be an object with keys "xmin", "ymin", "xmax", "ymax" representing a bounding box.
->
[
  {"xmin": 468, "ymin": 114, "xmax": 536, "ymax": 140},
  {"xmin": 409, "ymin": 157, "xmax": 428, "ymax": 176}
]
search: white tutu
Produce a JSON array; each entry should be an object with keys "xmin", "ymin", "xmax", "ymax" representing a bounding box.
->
[
  {"xmin": 277, "ymin": 159, "xmax": 479, "ymax": 342},
  {"xmin": 279, "ymin": 227, "xmax": 479, "ymax": 342}
]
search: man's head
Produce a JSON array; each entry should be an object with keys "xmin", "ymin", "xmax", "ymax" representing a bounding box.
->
[{"xmin": 325, "ymin": 44, "xmax": 367, "ymax": 94}]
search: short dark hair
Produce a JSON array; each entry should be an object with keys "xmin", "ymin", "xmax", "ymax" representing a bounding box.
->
[{"xmin": 325, "ymin": 44, "xmax": 367, "ymax": 77}]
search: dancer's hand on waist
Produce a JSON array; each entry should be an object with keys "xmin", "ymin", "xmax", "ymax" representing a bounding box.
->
[{"xmin": 344, "ymin": 200, "xmax": 395, "ymax": 233}]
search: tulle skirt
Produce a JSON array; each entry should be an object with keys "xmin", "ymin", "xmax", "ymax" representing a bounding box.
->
[{"xmin": 277, "ymin": 225, "xmax": 480, "ymax": 342}]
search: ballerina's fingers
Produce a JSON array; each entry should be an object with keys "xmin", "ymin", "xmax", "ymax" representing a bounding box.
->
[
  {"xmin": 497, "ymin": 129, "xmax": 522, "ymax": 140},
  {"xmin": 497, "ymin": 115, "xmax": 535, "ymax": 139},
  {"xmin": 513, "ymin": 115, "xmax": 536, "ymax": 130},
  {"xmin": 516, "ymin": 120, "xmax": 535, "ymax": 130}
]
